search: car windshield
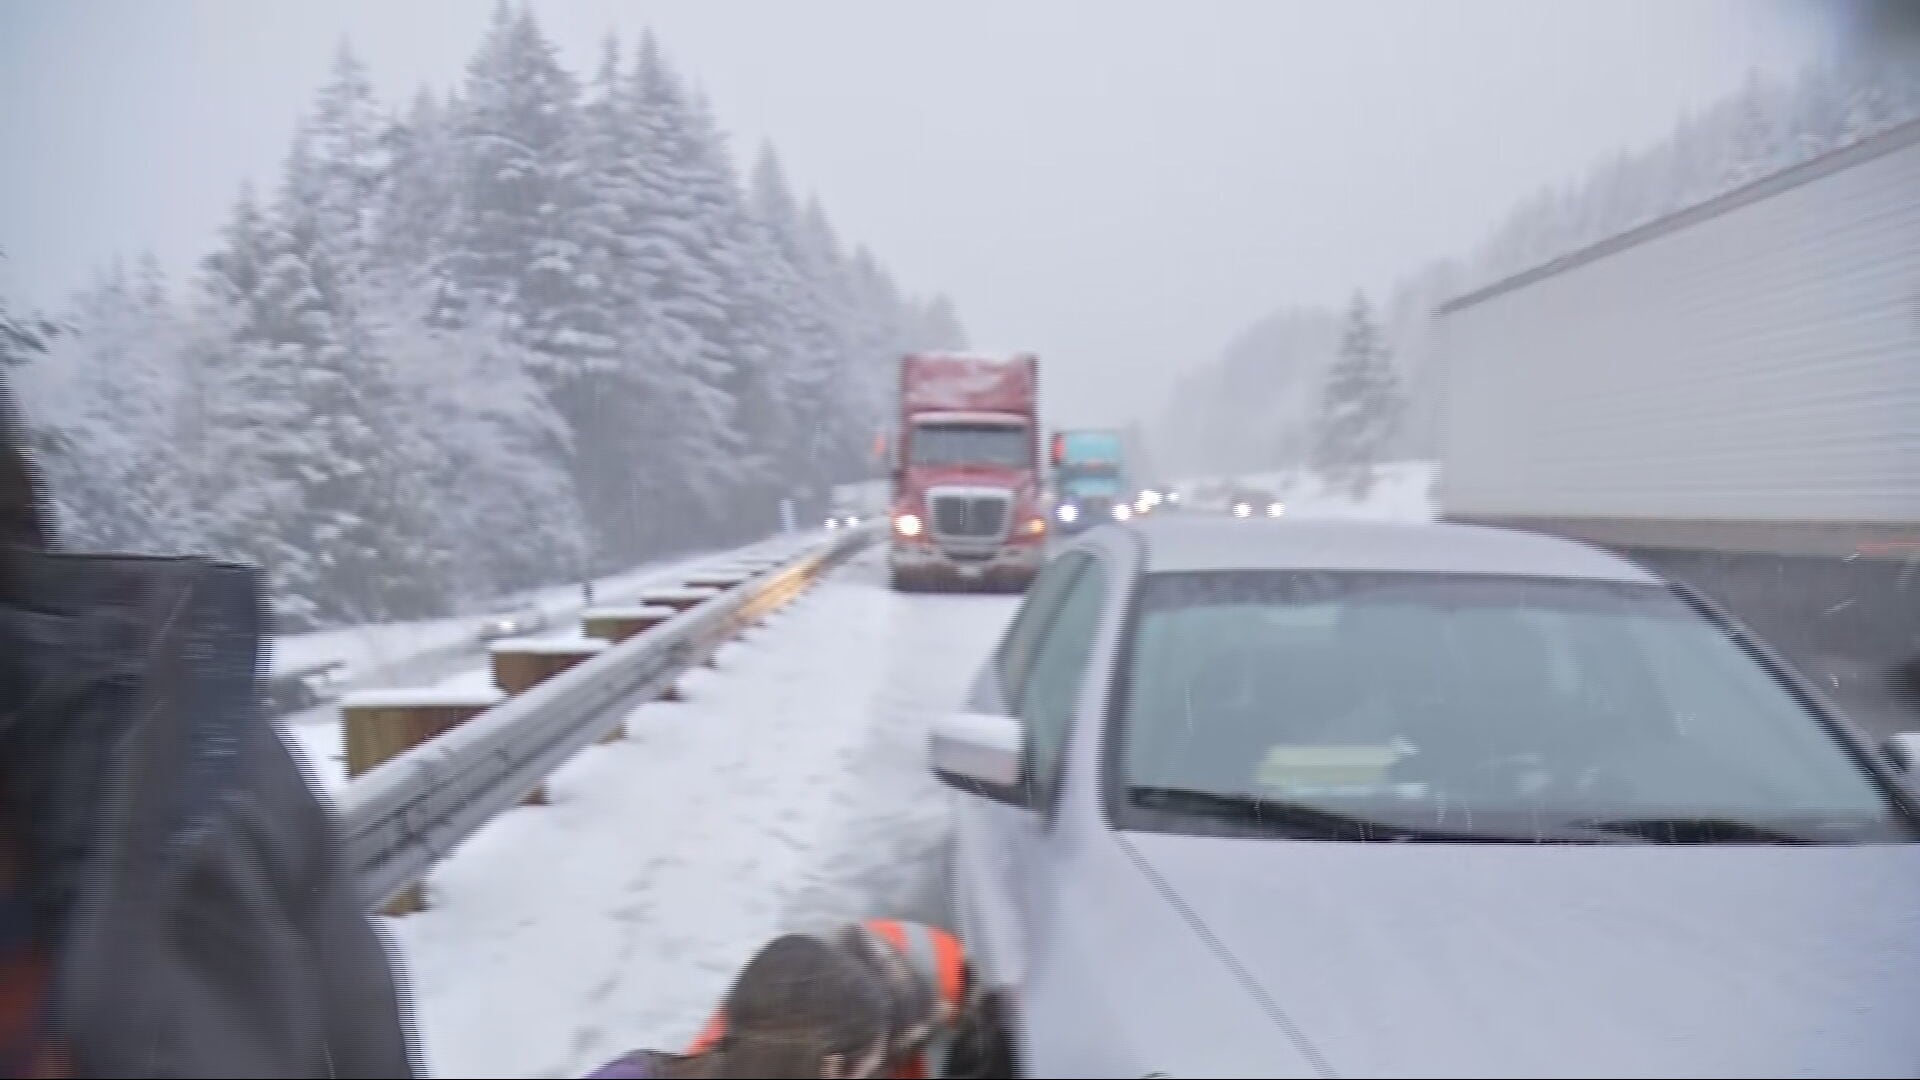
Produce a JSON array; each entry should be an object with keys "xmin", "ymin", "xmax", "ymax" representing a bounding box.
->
[
  {"xmin": 908, "ymin": 423, "xmax": 1030, "ymax": 469},
  {"xmin": 1117, "ymin": 570, "xmax": 1913, "ymax": 843}
]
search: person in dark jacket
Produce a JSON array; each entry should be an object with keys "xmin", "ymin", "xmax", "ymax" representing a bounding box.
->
[
  {"xmin": 589, "ymin": 933, "xmax": 892, "ymax": 1079},
  {"xmin": 0, "ymin": 378, "xmax": 421, "ymax": 1078}
]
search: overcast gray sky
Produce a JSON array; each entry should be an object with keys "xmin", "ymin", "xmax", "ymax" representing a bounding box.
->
[{"xmin": 1, "ymin": 0, "xmax": 1826, "ymax": 427}]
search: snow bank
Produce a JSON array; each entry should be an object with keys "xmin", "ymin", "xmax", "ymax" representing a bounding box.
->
[
  {"xmin": 1176, "ymin": 460, "xmax": 1437, "ymax": 521},
  {"xmin": 268, "ymin": 538, "xmax": 796, "ymax": 680},
  {"xmin": 269, "ymin": 618, "xmax": 487, "ymax": 679},
  {"xmin": 486, "ymin": 635, "xmax": 609, "ymax": 656},
  {"xmin": 388, "ymin": 550, "xmax": 1018, "ymax": 1079},
  {"xmin": 339, "ymin": 686, "xmax": 506, "ymax": 710}
]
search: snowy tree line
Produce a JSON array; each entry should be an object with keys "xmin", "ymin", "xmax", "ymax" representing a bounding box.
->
[
  {"xmin": 1155, "ymin": 52, "xmax": 1920, "ymax": 483},
  {"xmin": 6, "ymin": 5, "xmax": 967, "ymax": 629}
]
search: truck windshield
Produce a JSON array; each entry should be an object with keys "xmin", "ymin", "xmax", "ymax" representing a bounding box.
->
[
  {"xmin": 909, "ymin": 423, "xmax": 1030, "ymax": 469},
  {"xmin": 1116, "ymin": 570, "xmax": 1912, "ymax": 843}
]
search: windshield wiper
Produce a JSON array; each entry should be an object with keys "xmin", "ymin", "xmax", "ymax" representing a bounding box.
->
[
  {"xmin": 1128, "ymin": 786, "xmax": 1575, "ymax": 843},
  {"xmin": 1566, "ymin": 816, "xmax": 1821, "ymax": 845}
]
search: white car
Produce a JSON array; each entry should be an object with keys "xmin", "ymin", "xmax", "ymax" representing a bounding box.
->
[{"xmin": 931, "ymin": 516, "xmax": 1920, "ymax": 1077}]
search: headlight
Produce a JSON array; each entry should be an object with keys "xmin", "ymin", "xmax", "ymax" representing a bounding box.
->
[
  {"xmin": 1057, "ymin": 503, "xmax": 1079, "ymax": 524},
  {"xmin": 1023, "ymin": 516, "xmax": 1047, "ymax": 537},
  {"xmin": 1233, "ymin": 502, "xmax": 1251, "ymax": 518},
  {"xmin": 844, "ymin": 514, "xmax": 860, "ymax": 527},
  {"xmin": 1267, "ymin": 502, "xmax": 1284, "ymax": 517},
  {"xmin": 826, "ymin": 517, "xmax": 841, "ymax": 530},
  {"xmin": 894, "ymin": 512, "xmax": 923, "ymax": 538},
  {"xmin": 1112, "ymin": 503, "xmax": 1132, "ymax": 521},
  {"xmin": 1141, "ymin": 489, "xmax": 1162, "ymax": 506}
]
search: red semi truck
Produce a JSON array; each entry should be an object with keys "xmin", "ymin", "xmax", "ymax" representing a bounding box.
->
[{"xmin": 888, "ymin": 352, "xmax": 1048, "ymax": 591}]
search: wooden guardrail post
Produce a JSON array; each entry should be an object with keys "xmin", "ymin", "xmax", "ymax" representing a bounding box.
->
[
  {"xmin": 682, "ymin": 567, "xmax": 753, "ymax": 591},
  {"xmin": 581, "ymin": 603, "xmax": 677, "ymax": 644},
  {"xmin": 640, "ymin": 584, "xmax": 721, "ymax": 613},
  {"xmin": 342, "ymin": 686, "xmax": 504, "ymax": 916},
  {"xmin": 579, "ymin": 604, "xmax": 679, "ymax": 720},
  {"xmin": 489, "ymin": 636, "xmax": 612, "ymax": 780}
]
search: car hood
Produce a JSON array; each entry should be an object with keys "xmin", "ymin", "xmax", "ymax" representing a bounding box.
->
[{"xmin": 1124, "ymin": 831, "xmax": 1920, "ymax": 1078}]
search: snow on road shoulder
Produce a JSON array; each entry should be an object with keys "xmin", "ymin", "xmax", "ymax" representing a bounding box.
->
[
  {"xmin": 389, "ymin": 548, "xmax": 1016, "ymax": 1079},
  {"xmin": 781, "ymin": 564, "xmax": 1019, "ymax": 931}
]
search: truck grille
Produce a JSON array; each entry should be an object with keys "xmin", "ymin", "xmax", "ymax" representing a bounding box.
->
[{"xmin": 931, "ymin": 494, "xmax": 1009, "ymax": 539}]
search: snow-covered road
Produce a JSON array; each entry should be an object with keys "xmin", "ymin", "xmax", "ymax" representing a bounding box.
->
[{"xmin": 384, "ymin": 547, "xmax": 1017, "ymax": 1079}]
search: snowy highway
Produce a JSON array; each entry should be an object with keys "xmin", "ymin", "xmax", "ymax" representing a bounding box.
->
[
  {"xmin": 370, "ymin": 546, "xmax": 1015, "ymax": 1079},
  {"xmin": 284, "ymin": 464, "xmax": 1916, "ymax": 1079}
]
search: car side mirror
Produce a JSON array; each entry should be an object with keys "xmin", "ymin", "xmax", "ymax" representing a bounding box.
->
[
  {"xmin": 1885, "ymin": 731, "xmax": 1920, "ymax": 773},
  {"xmin": 930, "ymin": 711, "xmax": 1027, "ymax": 804}
]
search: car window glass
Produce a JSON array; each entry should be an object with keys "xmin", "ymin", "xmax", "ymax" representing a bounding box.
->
[
  {"xmin": 1016, "ymin": 558, "xmax": 1108, "ymax": 805},
  {"xmin": 1118, "ymin": 570, "xmax": 1902, "ymax": 840},
  {"xmin": 994, "ymin": 553, "xmax": 1087, "ymax": 704}
]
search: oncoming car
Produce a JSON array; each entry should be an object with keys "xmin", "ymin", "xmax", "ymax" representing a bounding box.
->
[{"xmin": 930, "ymin": 516, "xmax": 1920, "ymax": 1078}]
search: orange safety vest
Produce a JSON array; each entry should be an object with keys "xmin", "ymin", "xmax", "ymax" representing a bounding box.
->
[{"xmin": 687, "ymin": 920, "xmax": 967, "ymax": 1079}]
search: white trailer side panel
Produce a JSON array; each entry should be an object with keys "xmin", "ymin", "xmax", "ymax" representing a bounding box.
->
[{"xmin": 1436, "ymin": 123, "xmax": 1920, "ymax": 526}]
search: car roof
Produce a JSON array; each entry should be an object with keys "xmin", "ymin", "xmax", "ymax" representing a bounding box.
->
[{"xmin": 1123, "ymin": 516, "xmax": 1658, "ymax": 583}]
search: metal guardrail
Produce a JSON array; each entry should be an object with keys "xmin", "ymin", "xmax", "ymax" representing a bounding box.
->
[{"xmin": 339, "ymin": 525, "xmax": 878, "ymax": 910}]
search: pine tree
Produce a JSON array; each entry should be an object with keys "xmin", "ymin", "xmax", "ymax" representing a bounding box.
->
[
  {"xmin": 1311, "ymin": 293, "xmax": 1401, "ymax": 500},
  {"xmin": 11, "ymin": 16, "xmax": 966, "ymax": 623},
  {"xmin": 1723, "ymin": 71, "xmax": 1787, "ymax": 188},
  {"xmin": 0, "ymin": 267, "xmax": 69, "ymax": 539},
  {"xmin": 19, "ymin": 261, "xmax": 200, "ymax": 552},
  {"xmin": 252, "ymin": 116, "xmax": 453, "ymax": 625},
  {"xmin": 624, "ymin": 36, "xmax": 750, "ymax": 538}
]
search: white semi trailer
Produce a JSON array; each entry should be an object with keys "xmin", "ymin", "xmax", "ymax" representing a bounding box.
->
[{"xmin": 1434, "ymin": 118, "xmax": 1919, "ymax": 717}]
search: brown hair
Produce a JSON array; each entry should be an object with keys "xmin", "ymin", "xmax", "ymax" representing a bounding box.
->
[{"xmin": 680, "ymin": 934, "xmax": 888, "ymax": 1080}]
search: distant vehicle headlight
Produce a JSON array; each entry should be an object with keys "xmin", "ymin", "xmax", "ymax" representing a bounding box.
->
[
  {"xmin": 826, "ymin": 517, "xmax": 841, "ymax": 530},
  {"xmin": 1112, "ymin": 503, "xmax": 1132, "ymax": 521},
  {"xmin": 894, "ymin": 512, "xmax": 923, "ymax": 538},
  {"xmin": 1267, "ymin": 502, "xmax": 1285, "ymax": 518},
  {"xmin": 1057, "ymin": 503, "xmax": 1079, "ymax": 524},
  {"xmin": 1233, "ymin": 502, "xmax": 1252, "ymax": 518}
]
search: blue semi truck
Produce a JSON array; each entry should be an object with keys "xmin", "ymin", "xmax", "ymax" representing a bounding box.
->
[{"xmin": 1048, "ymin": 429, "xmax": 1131, "ymax": 534}]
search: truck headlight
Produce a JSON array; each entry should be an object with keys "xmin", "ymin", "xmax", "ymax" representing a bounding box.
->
[
  {"xmin": 1233, "ymin": 502, "xmax": 1251, "ymax": 518},
  {"xmin": 1267, "ymin": 502, "xmax": 1285, "ymax": 518},
  {"xmin": 894, "ymin": 512, "xmax": 923, "ymax": 538},
  {"xmin": 1112, "ymin": 504, "xmax": 1132, "ymax": 521},
  {"xmin": 1057, "ymin": 503, "xmax": 1079, "ymax": 524}
]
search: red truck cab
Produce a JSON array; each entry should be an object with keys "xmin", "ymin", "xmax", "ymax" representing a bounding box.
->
[{"xmin": 889, "ymin": 352, "xmax": 1047, "ymax": 592}]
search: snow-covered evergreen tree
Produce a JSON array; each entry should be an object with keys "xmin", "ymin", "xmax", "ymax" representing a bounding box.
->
[
  {"xmin": 10, "ymin": 16, "xmax": 966, "ymax": 626},
  {"xmin": 18, "ymin": 260, "xmax": 201, "ymax": 553},
  {"xmin": 1311, "ymin": 294, "xmax": 1401, "ymax": 500}
]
